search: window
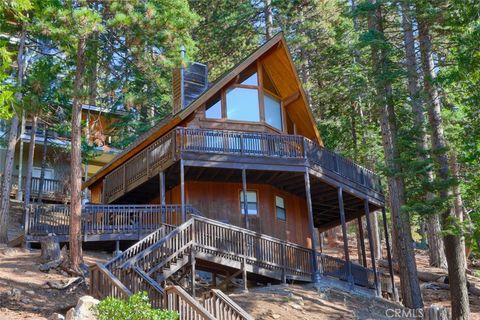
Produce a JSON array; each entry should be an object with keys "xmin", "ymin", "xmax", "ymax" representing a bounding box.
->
[
  {"xmin": 241, "ymin": 72, "xmax": 258, "ymax": 86},
  {"xmin": 205, "ymin": 96, "xmax": 222, "ymax": 119},
  {"xmin": 226, "ymin": 87, "xmax": 260, "ymax": 122},
  {"xmin": 240, "ymin": 190, "xmax": 258, "ymax": 215},
  {"xmin": 264, "ymin": 94, "xmax": 282, "ymax": 130},
  {"xmin": 275, "ymin": 196, "xmax": 286, "ymax": 221}
]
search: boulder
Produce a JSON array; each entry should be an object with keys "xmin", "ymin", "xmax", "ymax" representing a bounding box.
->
[
  {"xmin": 49, "ymin": 313, "xmax": 65, "ymax": 320},
  {"xmin": 65, "ymin": 295, "xmax": 99, "ymax": 320}
]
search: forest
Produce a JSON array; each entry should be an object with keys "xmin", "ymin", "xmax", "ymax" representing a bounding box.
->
[{"xmin": 0, "ymin": 0, "xmax": 479, "ymax": 319}]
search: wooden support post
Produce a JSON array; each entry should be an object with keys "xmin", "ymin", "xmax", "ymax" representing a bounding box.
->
[
  {"xmin": 191, "ymin": 251, "xmax": 196, "ymax": 297},
  {"xmin": 242, "ymin": 231, "xmax": 248, "ymax": 291},
  {"xmin": 212, "ymin": 273, "xmax": 217, "ymax": 288},
  {"xmin": 281, "ymin": 242, "xmax": 287, "ymax": 284},
  {"xmin": 364, "ymin": 199, "xmax": 380, "ymax": 296},
  {"xmin": 382, "ymin": 207, "xmax": 397, "ymax": 301},
  {"xmin": 242, "ymin": 169, "xmax": 249, "ymax": 229},
  {"xmin": 357, "ymin": 216, "xmax": 367, "ymax": 267},
  {"xmin": 338, "ymin": 187, "xmax": 354, "ymax": 288},
  {"xmin": 304, "ymin": 169, "xmax": 321, "ymax": 283},
  {"xmin": 114, "ymin": 240, "xmax": 121, "ymax": 256},
  {"xmin": 180, "ymin": 160, "xmax": 185, "ymax": 223},
  {"xmin": 159, "ymin": 171, "xmax": 166, "ymax": 205}
]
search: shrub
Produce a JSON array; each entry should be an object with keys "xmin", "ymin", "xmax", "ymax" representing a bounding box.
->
[{"xmin": 97, "ymin": 292, "xmax": 179, "ymax": 320}]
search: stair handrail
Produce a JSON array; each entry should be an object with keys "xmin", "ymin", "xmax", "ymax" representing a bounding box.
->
[
  {"xmin": 202, "ymin": 289, "xmax": 254, "ymax": 320},
  {"xmin": 105, "ymin": 225, "xmax": 175, "ymax": 270},
  {"xmin": 165, "ymin": 285, "xmax": 216, "ymax": 320},
  {"xmin": 120, "ymin": 218, "xmax": 195, "ymax": 269},
  {"xmin": 191, "ymin": 215, "xmax": 312, "ymax": 252}
]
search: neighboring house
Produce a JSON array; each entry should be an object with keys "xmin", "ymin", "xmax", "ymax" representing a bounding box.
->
[
  {"xmin": 0, "ymin": 105, "xmax": 123, "ymax": 203},
  {"xmin": 25, "ymin": 34, "xmax": 397, "ymax": 318}
]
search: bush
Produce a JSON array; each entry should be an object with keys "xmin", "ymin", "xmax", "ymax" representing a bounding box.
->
[{"xmin": 97, "ymin": 292, "xmax": 179, "ymax": 320}]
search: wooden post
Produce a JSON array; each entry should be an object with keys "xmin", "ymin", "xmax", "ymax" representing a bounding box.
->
[
  {"xmin": 242, "ymin": 231, "xmax": 248, "ymax": 291},
  {"xmin": 191, "ymin": 250, "xmax": 196, "ymax": 297},
  {"xmin": 180, "ymin": 160, "xmax": 185, "ymax": 223},
  {"xmin": 364, "ymin": 199, "xmax": 380, "ymax": 296},
  {"xmin": 338, "ymin": 187, "xmax": 354, "ymax": 288},
  {"xmin": 357, "ymin": 216, "xmax": 367, "ymax": 267},
  {"xmin": 382, "ymin": 206, "xmax": 397, "ymax": 300},
  {"xmin": 304, "ymin": 169, "xmax": 321, "ymax": 283},
  {"xmin": 159, "ymin": 171, "xmax": 166, "ymax": 205},
  {"xmin": 281, "ymin": 242, "xmax": 287, "ymax": 284},
  {"xmin": 241, "ymin": 169, "xmax": 249, "ymax": 229}
]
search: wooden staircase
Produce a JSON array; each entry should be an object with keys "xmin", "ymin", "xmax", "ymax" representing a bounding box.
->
[
  {"xmin": 91, "ymin": 214, "xmax": 314, "ymax": 319},
  {"xmin": 90, "ymin": 213, "xmax": 392, "ymax": 319}
]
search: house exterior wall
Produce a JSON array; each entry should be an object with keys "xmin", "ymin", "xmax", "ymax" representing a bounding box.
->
[{"xmin": 150, "ymin": 181, "xmax": 312, "ymax": 248}]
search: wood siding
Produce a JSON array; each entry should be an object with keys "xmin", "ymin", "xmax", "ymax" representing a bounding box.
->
[{"xmin": 149, "ymin": 181, "xmax": 312, "ymax": 248}]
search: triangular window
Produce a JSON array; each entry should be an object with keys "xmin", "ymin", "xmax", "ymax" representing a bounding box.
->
[{"xmin": 263, "ymin": 66, "xmax": 279, "ymax": 95}]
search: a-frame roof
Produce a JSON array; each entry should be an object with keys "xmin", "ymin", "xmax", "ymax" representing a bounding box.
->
[{"xmin": 84, "ymin": 32, "xmax": 322, "ymax": 189}]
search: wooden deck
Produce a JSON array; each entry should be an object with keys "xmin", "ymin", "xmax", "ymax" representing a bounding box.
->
[
  {"xmin": 25, "ymin": 204, "xmax": 199, "ymax": 242},
  {"xmin": 102, "ymin": 127, "xmax": 384, "ymax": 205}
]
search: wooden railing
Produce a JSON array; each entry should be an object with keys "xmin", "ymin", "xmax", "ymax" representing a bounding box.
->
[
  {"xmin": 90, "ymin": 263, "xmax": 132, "ymax": 300},
  {"xmin": 102, "ymin": 127, "xmax": 382, "ymax": 204},
  {"xmin": 123, "ymin": 215, "xmax": 313, "ymax": 283},
  {"xmin": 9, "ymin": 175, "xmax": 67, "ymax": 199},
  {"xmin": 104, "ymin": 130, "xmax": 177, "ymax": 202},
  {"xmin": 27, "ymin": 204, "xmax": 195, "ymax": 237},
  {"xmin": 165, "ymin": 286, "xmax": 216, "ymax": 320},
  {"xmin": 202, "ymin": 289, "xmax": 254, "ymax": 320}
]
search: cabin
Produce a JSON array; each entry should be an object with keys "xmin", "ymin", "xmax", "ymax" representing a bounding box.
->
[
  {"xmin": 0, "ymin": 105, "xmax": 122, "ymax": 203},
  {"xmin": 24, "ymin": 33, "xmax": 396, "ymax": 319}
]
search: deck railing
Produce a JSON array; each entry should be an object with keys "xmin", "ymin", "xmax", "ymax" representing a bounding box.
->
[
  {"xmin": 103, "ymin": 127, "xmax": 382, "ymax": 204},
  {"xmin": 26, "ymin": 204, "xmax": 194, "ymax": 237},
  {"xmin": 9, "ymin": 175, "xmax": 67, "ymax": 199}
]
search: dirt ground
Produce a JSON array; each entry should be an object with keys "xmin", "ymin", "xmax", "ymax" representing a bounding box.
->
[
  {"xmin": 230, "ymin": 283, "xmax": 413, "ymax": 320},
  {"xmin": 0, "ymin": 236, "xmax": 479, "ymax": 319},
  {"xmin": 0, "ymin": 246, "xmax": 108, "ymax": 320},
  {"xmin": 321, "ymin": 234, "xmax": 480, "ymax": 320}
]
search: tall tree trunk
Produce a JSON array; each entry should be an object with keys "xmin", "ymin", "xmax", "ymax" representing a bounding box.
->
[
  {"xmin": 37, "ymin": 124, "xmax": 48, "ymax": 203},
  {"xmin": 417, "ymin": 16, "xmax": 470, "ymax": 319},
  {"xmin": 400, "ymin": 2, "xmax": 447, "ymax": 268},
  {"xmin": 69, "ymin": 36, "xmax": 87, "ymax": 272},
  {"xmin": 24, "ymin": 115, "xmax": 37, "ymax": 210},
  {"xmin": 16, "ymin": 110, "xmax": 26, "ymax": 200},
  {"xmin": 0, "ymin": 24, "xmax": 26, "ymax": 243},
  {"xmin": 449, "ymin": 151, "xmax": 468, "ymax": 265},
  {"xmin": 368, "ymin": 1, "xmax": 423, "ymax": 308},
  {"xmin": 264, "ymin": 0, "xmax": 273, "ymax": 39}
]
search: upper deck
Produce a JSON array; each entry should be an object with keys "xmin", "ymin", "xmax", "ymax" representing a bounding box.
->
[{"xmin": 101, "ymin": 127, "xmax": 383, "ymax": 205}]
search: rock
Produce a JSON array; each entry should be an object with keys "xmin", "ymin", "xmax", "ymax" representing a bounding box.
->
[
  {"xmin": 26, "ymin": 290, "xmax": 35, "ymax": 295},
  {"xmin": 272, "ymin": 314, "xmax": 281, "ymax": 319},
  {"xmin": 66, "ymin": 295, "xmax": 99, "ymax": 320},
  {"xmin": 49, "ymin": 313, "xmax": 65, "ymax": 320},
  {"xmin": 21, "ymin": 298, "xmax": 31, "ymax": 304},
  {"xmin": 289, "ymin": 302, "xmax": 303, "ymax": 310},
  {"xmin": 8, "ymin": 288, "xmax": 22, "ymax": 301}
]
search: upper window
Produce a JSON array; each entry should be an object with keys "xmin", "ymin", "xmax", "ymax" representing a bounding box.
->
[
  {"xmin": 240, "ymin": 190, "xmax": 258, "ymax": 215},
  {"xmin": 275, "ymin": 196, "xmax": 286, "ymax": 221},
  {"xmin": 241, "ymin": 72, "xmax": 258, "ymax": 86},
  {"xmin": 264, "ymin": 94, "xmax": 282, "ymax": 130},
  {"xmin": 226, "ymin": 87, "xmax": 260, "ymax": 122},
  {"xmin": 205, "ymin": 96, "xmax": 222, "ymax": 119}
]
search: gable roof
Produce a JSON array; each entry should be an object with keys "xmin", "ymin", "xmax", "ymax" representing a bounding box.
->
[{"xmin": 84, "ymin": 32, "xmax": 322, "ymax": 189}]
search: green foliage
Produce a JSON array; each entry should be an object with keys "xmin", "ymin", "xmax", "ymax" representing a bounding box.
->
[{"xmin": 97, "ymin": 292, "xmax": 178, "ymax": 320}]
